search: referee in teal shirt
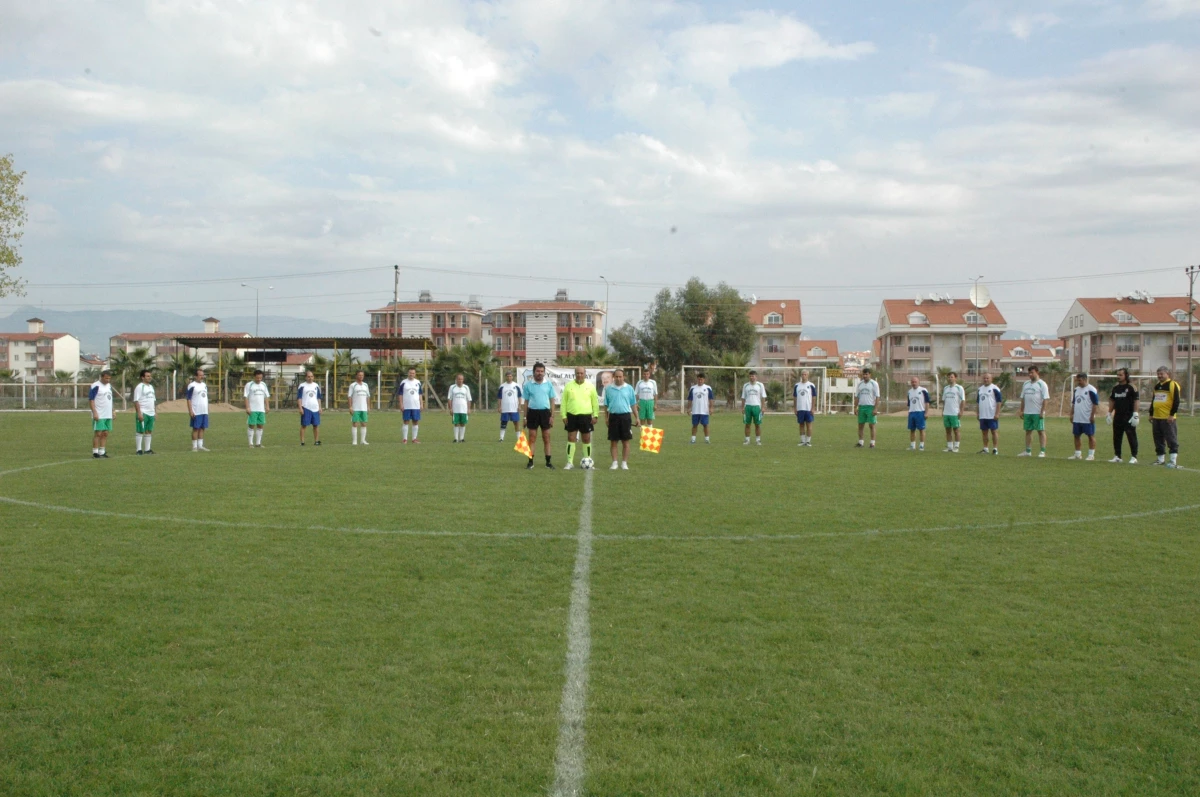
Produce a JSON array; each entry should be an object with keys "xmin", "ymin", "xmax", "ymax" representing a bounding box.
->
[
  {"xmin": 603, "ymin": 368, "xmax": 637, "ymax": 470},
  {"xmin": 522, "ymin": 362, "xmax": 557, "ymax": 469}
]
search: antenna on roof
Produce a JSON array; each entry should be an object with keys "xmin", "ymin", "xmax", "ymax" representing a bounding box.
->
[
  {"xmin": 749, "ymin": 294, "xmax": 757, "ymax": 304},
  {"xmin": 914, "ymin": 295, "xmax": 923, "ymax": 305}
]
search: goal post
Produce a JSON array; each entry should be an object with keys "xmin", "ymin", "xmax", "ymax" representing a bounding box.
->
[
  {"xmin": 679, "ymin": 364, "xmax": 829, "ymax": 414},
  {"xmin": 1057, "ymin": 373, "xmax": 1160, "ymax": 417}
]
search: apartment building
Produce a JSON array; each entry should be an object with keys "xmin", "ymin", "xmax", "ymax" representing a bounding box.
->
[
  {"xmin": 998, "ymin": 339, "xmax": 1064, "ymax": 375},
  {"xmin": 489, "ymin": 290, "xmax": 605, "ymax": 366},
  {"xmin": 367, "ymin": 291, "xmax": 484, "ymax": 361},
  {"xmin": 748, "ymin": 299, "xmax": 804, "ymax": 367},
  {"xmin": 0, "ymin": 318, "xmax": 81, "ymax": 382},
  {"xmin": 109, "ymin": 317, "xmax": 251, "ymax": 368},
  {"xmin": 877, "ymin": 295, "xmax": 1007, "ymax": 375},
  {"xmin": 1057, "ymin": 293, "xmax": 1198, "ymax": 374}
]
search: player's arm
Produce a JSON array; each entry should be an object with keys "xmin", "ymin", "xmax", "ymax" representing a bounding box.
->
[
  {"xmin": 1040, "ymin": 383, "xmax": 1048, "ymax": 417},
  {"xmin": 296, "ymin": 386, "xmax": 304, "ymax": 412},
  {"xmin": 245, "ymin": 388, "xmax": 252, "ymax": 415},
  {"xmin": 591, "ymin": 386, "xmax": 599, "ymax": 423},
  {"xmin": 88, "ymin": 387, "xmax": 99, "ymax": 420},
  {"xmin": 186, "ymin": 386, "xmax": 196, "ymax": 418}
]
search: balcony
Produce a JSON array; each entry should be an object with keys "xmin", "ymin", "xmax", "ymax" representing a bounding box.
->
[
  {"xmin": 758, "ymin": 344, "xmax": 801, "ymax": 361},
  {"xmin": 1116, "ymin": 344, "xmax": 1141, "ymax": 353},
  {"xmin": 36, "ymin": 346, "xmax": 53, "ymax": 356}
]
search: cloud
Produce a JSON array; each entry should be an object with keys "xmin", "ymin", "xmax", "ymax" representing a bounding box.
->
[
  {"xmin": 1008, "ymin": 12, "xmax": 1060, "ymax": 40},
  {"xmin": 863, "ymin": 92, "xmax": 939, "ymax": 118},
  {"xmin": 1143, "ymin": 0, "xmax": 1200, "ymax": 18}
]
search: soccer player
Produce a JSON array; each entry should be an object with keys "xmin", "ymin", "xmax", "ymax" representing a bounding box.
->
[
  {"xmin": 448, "ymin": 373, "xmax": 473, "ymax": 443},
  {"xmin": 348, "ymin": 370, "xmax": 371, "ymax": 445},
  {"xmin": 397, "ymin": 367, "xmax": 424, "ymax": 444},
  {"xmin": 635, "ymin": 367, "xmax": 658, "ymax": 428},
  {"xmin": 244, "ymin": 369, "xmax": 270, "ymax": 448},
  {"xmin": 687, "ymin": 373, "xmax": 714, "ymax": 443},
  {"xmin": 1069, "ymin": 373, "xmax": 1099, "ymax": 460},
  {"xmin": 89, "ymin": 369, "xmax": 114, "ymax": 458},
  {"xmin": 976, "ymin": 372, "xmax": 1002, "ymax": 455},
  {"xmin": 906, "ymin": 376, "xmax": 931, "ymax": 451},
  {"xmin": 561, "ymin": 366, "xmax": 599, "ymax": 470},
  {"xmin": 133, "ymin": 368, "xmax": 156, "ymax": 455},
  {"xmin": 1107, "ymin": 367, "xmax": 1139, "ymax": 464},
  {"xmin": 186, "ymin": 368, "xmax": 210, "ymax": 452},
  {"xmin": 297, "ymin": 370, "xmax": 323, "ymax": 446},
  {"xmin": 1150, "ymin": 366, "xmax": 1181, "ymax": 467},
  {"xmin": 741, "ymin": 370, "xmax": 767, "ymax": 445},
  {"xmin": 941, "ymin": 371, "xmax": 965, "ymax": 452},
  {"xmin": 497, "ymin": 371, "xmax": 522, "ymax": 441},
  {"xmin": 854, "ymin": 367, "xmax": 881, "ymax": 448},
  {"xmin": 793, "ymin": 369, "xmax": 816, "ymax": 446},
  {"xmin": 523, "ymin": 362, "xmax": 557, "ymax": 469},
  {"xmin": 605, "ymin": 368, "xmax": 637, "ymax": 470},
  {"xmin": 1018, "ymin": 365, "xmax": 1051, "ymax": 458}
]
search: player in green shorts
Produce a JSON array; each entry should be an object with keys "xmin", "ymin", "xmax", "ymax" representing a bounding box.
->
[
  {"xmin": 348, "ymin": 370, "xmax": 372, "ymax": 445},
  {"xmin": 635, "ymin": 367, "xmax": 658, "ymax": 427},
  {"xmin": 448, "ymin": 373, "xmax": 473, "ymax": 443},
  {"xmin": 133, "ymin": 368, "xmax": 157, "ymax": 454},
  {"xmin": 854, "ymin": 368, "xmax": 881, "ymax": 448},
  {"xmin": 741, "ymin": 371, "xmax": 768, "ymax": 445},
  {"xmin": 243, "ymin": 369, "xmax": 271, "ymax": 447}
]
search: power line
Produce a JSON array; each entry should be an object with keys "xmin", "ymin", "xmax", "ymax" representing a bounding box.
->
[{"xmin": 24, "ymin": 265, "xmax": 389, "ymax": 290}]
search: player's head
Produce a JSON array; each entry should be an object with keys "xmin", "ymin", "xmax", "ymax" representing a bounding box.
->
[
  {"xmin": 1116, "ymin": 367, "xmax": 1130, "ymax": 384},
  {"xmin": 1157, "ymin": 365, "xmax": 1171, "ymax": 379},
  {"xmin": 1028, "ymin": 366, "xmax": 1040, "ymax": 380},
  {"xmin": 574, "ymin": 366, "xmax": 586, "ymax": 383},
  {"xmin": 253, "ymin": 369, "xmax": 264, "ymax": 382},
  {"xmin": 696, "ymin": 372, "xmax": 706, "ymax": 383},
  {"xmin": 533, "ymin": 362, "xmax": 545, "ymax": 380},
  {"xmin": 455, "ymin": 372, "xmax": 465, "ymax": 385},
  {"xmin": 909, "ymin": 376, "xmax": 920, "ymax": 388},
  {"xmin": 613, "ymin": 368, "xmax": 625, "ymax": 385},
  {"xmin": 140, "ymin": 369, "xmax": 153, "ymax": 382},
  {"xmin": 407, "ymin": 367, "xmax": 417, "ymax": 378},
  {"xmin": 948, "ymin": 371, "xmax": 958, "ymax": 384},
  {"xmin": 862, "ymin": 368, "xmax": 872, "ymax": 379},
  {"xmin": 195, "ymin": 368, "xmax": 205, "ymax": 381},
  {"xmin": 748, "ymin": 370, "xmax": 758, "ymax": 382},
  {"xmin": 800, "ymin": 369, "xmax": 809, "ymax": 381},
  {"xmin": 982, "ymin": 372, "xmax": 993, "ymax": 384},
  {"xmin": 507, "ymin": 371, "xmax": 516, "ymax": 382},
  {"xmin": 1075, "ymin": 372, "xmax": 1088, "ymax": 385},
  {"xmin": 100, "ymin": 369, "xmax": 112, "ymax": 384},
  {"xmin": 305, "ymin": 370, "xmax": 315, "ymax": 382},
  {"xmin": 355, "ymin": 369, "xmax": 365, "ymax": 382}
]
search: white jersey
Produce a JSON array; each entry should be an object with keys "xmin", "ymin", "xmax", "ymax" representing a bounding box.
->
[
  {"xmin": 793, "ymin": 381, "xmax": 816, "ymax": 412},
  {"xmin": 688, "ymin": 384, "xmax": 714, "ymax": 415},
  {"xmin": 133, "ymin": 382, "xmax": 156, "ymax": 416},
  {"xmin": 297, "ymin": 382, "xmax": 323, "ymax": 412},
  {"xmin": 186, "ymin": 380, "xmax": 209, "ymax": 416},
  {"xmin": 635, "ymin": 379, "xmax": 658, "ymax": 401},
  {"xmin": 741, "ymin": 381, "xmax": 767, "ymax": 406},
  {"xmin": 244, "ymin": 381, "xmax": 270, "ymax": 413},
  {"xmin": 398, "ymin": 378, "xmax": 423, "ymax": 410},
  {"xmin": 1072, "ymin": 385, "xmax": 1099, "ymax": 424},
  {"xmin": 907, "ymin": 387, "xmax": 931, "ymax": 413},
  {"xmin": 1021, "ymin": 379, "xmax": 1050, "ymax": 415},
  {"xmin": 89, "ymin": 381, "xmax": 114, "ymax": 419},
  {"xmin": 941, "ymin": 384, "xmax": 966, "ymax": 416},
  {"xmin": 855, "ymin": 379, "xmax": 880, "ymax": 407},
  {"xmin": 497, "ymin": 382, "xmax": 522, "ymax": 414},
  {"xmin": 977, "ymin": 384, "xmax": 1002, "ymax": 420},
  {"xmin": 448, "ymin": 384, "xmax": 472, "ymax": 414},
  {"xmin": 348, "ymin": 382, "xmax": 371, "ymax": 412}
]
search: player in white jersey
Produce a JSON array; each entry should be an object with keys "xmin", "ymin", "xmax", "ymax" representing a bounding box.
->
[
  {"xmin": 687, "ymin": 373, "xmax": 714, "ymax": 443},
  {"xmin": 1069, "ymin": 373, "xmax": 1099, "ymax": 460},
  {"xmin": 793, "ymin": 370, "xmax": 817, "ymax": 446},
  {"xmin": 243, "ymin": 369, "xmax": 271, "ymax": 448},
  {"xmin": 297, "ymin": 370, "xmax": 323, "ymax": 446},
  {"xmin": 906, "ymin": 377, "xmax": 931, "ymax": 451},
  {"xmin": 741, "ymin": 371, "xmax": 768, "ymax": 445},
  {"xmin": 89, "ymin": 369, "xmax": 114, "ymax": 458},
  {"xmin": 396, "ymin": 367, "xmax": 424, "ymax": 443},
  {"xmin": 854, "ymin": 368, "xmax": 881, "ymax": 448},
  {"xmin": 941, "ymin": 371, "xmax": 966, "ymax": 452},
  {"xmin": 348, "ymin": 370, "xmax": 372, "ymax": 445},
  {"xmin": 133, "ymin": 368, "xmax": 157, "ymax": 455},
  {"xmin": 186, "ymin": 369, "xmax": 211, "ymax": 451},
  {"xmin": 976, "ymin": 372, "xmax": 1003, "ymax": 455},
  {"xmin": 496, "ymin": 372, "xmax": 522, "ymax": 441},
  {"xmin": 635, "ymin": 369, "xmax": 658, "ymax": 427},
  {"xmin": 1017, "ymin": 365, "xmax": 1051, "ymax": 458},
  {"xmin": 448, "ymin": 373, "xmax": 473, "ymax": 443}
]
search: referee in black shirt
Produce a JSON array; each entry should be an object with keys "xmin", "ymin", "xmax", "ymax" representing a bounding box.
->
[{"xmin": 1107, "ymin": 367, "xmax": 1139, "ymax": 464}]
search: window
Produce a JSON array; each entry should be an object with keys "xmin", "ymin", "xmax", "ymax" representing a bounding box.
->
[
  {"xmin": 907, "ymin": 335, "xmax": 931, "ymax": 354},
  {"xmin": 435, "ymin": 337, "xmax": 444, "ymax": 347},
  {"xmin": 1010, "ymin": 347, "xmax": 1029, "ymax": 358},
  {"xmin": 26, "ymin": 353, "xmax": 35, "ymax": 361},
  {"xmin": 1116, "ymin": 335, "xmax": 1140, "ymax": 352},
  {"xmin": 907, "ymin": 312, "xmax": 928, "ymax": 325},
  {"xmin": 574, "ymin": 335, "xmax": 582, "ymax": 350},
  {"xmin": 558, "ymin": 314, "xmax": 570, "ymax": 326},
  {"xmin": 808, "ymin": 347, "xmax": 826, "ymax": 357},
  {"xmin": 433, "ymin": 314, "xmax": 444, "ymax": 328},
  {"xmin": 586, "ymin": 314, "xmax": 593, "ymax": 327},
  {"xmin": 574, "ymin": 314, "xmax": 582, "ymax": 327},
  {"xmin": 1172, "ymin": 309, "xmax": 1192, "ymax": 323},
  {"xmin": 515, "ymin": 335, "xmax": 525, "ymax": 349},
  {"xmin": 447, "ymin": 314, "xmax": 456, "ymax": 328},
  {"xmin": 765, "ymin": 336, "xmax": 782, "ymax": 353},
  {"xmin": 963, "ymin": 311, "xmax": 984, "ymax": 326},
  {"xmin": 891, "ymin": 336, "xmax": 902, "ymax": 346},
  {"xmin": 1112, "ymin": 310, "xmax": 1136, "ymax": 323},
  {"xmin": 515, "ymin": 314, "xmax": 525, "ymax": 328},
  {"xmin": 765, "ymin": 312, "xmax": 783, "ymax": 325},
  {"xmin": 559, "ymin": 336, "xmax": 568, "ymax": 350}
]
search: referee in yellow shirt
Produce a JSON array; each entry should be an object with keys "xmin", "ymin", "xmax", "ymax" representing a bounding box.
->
[{"xmin": 561, "ymin": 366, "xmax": 599, "ymax": 470}]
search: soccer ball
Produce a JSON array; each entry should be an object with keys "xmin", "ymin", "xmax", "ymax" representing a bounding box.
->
[{"xmin": 580, "ymin": 457, "xmax": 594, "ymax": 470}]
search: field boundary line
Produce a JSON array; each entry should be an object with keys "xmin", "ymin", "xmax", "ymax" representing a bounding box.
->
[{"xmin": 550, "ymin": 468, "xmax": 594, "ymax": 797}]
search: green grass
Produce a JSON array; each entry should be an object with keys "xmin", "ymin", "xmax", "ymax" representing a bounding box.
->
[{"xmin": 2, "ymin": 410, "xmax": 1198, "ymax": 795}]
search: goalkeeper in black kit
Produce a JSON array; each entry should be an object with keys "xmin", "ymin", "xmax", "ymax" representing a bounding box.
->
[{"xmin": 1106, "ymin": 367, "xmax": 1139, "ymax": 464}]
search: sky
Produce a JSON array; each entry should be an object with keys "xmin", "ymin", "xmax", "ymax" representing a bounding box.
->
[{"xmin": 2, "ymin": 0, "xmax": 1198, "ymax": 336}]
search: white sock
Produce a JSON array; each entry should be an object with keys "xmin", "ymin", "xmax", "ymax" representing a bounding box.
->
[
  {"xmin": 744, "ymin": 436, "xmax": 750, "ymax": 443},
  {"xmin": 691, "ymin": 435, "xmax": 696, "ymax": 442},
  {"xmin": 135, "ymin": 433, "xmax": 143, "ymax": 450},
  {"xmin": 143, "ymin": 435, "xmax": 152, "ymax": 451},
  {"xmin": 99, "ymin": 447, "xmax": 105, "ymax": 455},
  {"xmin": 352, "ymin": 427, "xmax": 358, "ymax": 444},
  {"xmin": 705, "ymin": 436, "xmax": 710, "ymax": 442},
  {"xmin": 412, "ymin": 425, "xmax": 419, "ymax": 440},
  {"xmin": 193, "ymin": 439, "xmax": 199, "ymax": 450},
  {"xmin": 248, "ymin": 428, "xmax": 255, "ymax": 445},
  {"xmin": 1170, "ymin": 453, "xmax": 1178, "ymax": 464},
  {"xmin": 360, "ymin": 428, "xmax": 367, "ymax": 443},
  {"xmin": 500, "ymin": 427, "xmax": 507, "ymax": 440},
  {"xmin": 756, "ymin": 436, "xmax": 761, "ymax": 443},
  {"xmin": 255, "ymin": 429, "xmax": 263, "ymax": 445},
  {"xmin": 92, "ymin": 447, "xmax": 98, "ymax": 454},
  {"xmin": 403, "ymin": 426, "xmax": 410, "ymax": 441}
]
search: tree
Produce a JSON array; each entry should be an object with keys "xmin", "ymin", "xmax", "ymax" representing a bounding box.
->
[
  {"xmin": 609, "ymin": 322, "xmax": 650, "ymax": 367},
  {"xmin": 429, "ymin": 341, "xmax": 501, "ymax": 403},
  {"xmin": 109, "ymin": 347, "xmax": 156, "ymax": 392},
  {"xmin": 77, "ymin": 366, "xmax": 102, "ymax": 383},
  {"xmin": 0, "ymin": 154, "xmax": 27, "ymax": 298},
  {"xmin": 557, "ymin": 345, "xmax": 618, "ymax": 367},
  {"xmin": 0, "ymin": 368, "xmax": 17, "ymax": 383}
]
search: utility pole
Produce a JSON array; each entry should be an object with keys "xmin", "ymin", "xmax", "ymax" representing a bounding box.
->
[
  {"xmin": 599, "ymin": 275, "xmax": 610, "ymax": 347},
  {"xmin": 392, "ymin": 264, "xmax": 400, "ymax": 364},
  {"xmin": 1188, "ymin": 265, "xmax": 1198, "ymax": 415}
]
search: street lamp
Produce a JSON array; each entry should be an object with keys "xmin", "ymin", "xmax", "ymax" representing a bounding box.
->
[
  {"xmin": 971, "ymin": 275, "xmax": 985, "ymax": 378},
  {"xmin": 599, "ymin": 275, "xmax": 611, "ymax": 347},
  {"xmin": 241, "ymin": 283, "xmax": 274, "ymax": 373}
]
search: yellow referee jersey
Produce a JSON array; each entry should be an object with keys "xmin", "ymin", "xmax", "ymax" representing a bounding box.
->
[{"xmin": 561, "ymin": 379, "xmax": 599, "ymax": 419}]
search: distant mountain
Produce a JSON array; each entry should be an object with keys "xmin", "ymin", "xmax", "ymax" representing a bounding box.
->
[
  {"xmin": 801, "ymin": 324, "xmax": 876, "ymax": 352},
  {"xmin": 0, "ymin": 306, "xmax": 366, "ymax": 354}
]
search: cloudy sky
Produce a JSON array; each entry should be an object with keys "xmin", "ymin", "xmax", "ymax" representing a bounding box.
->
[{"xmin": 2, "ymin": 0, "xmax": 1198, "ymax": 334}]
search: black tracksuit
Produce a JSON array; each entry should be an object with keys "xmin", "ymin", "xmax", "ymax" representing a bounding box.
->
[{"xmin": 1109, "ymin": 383, "xmax": 1138, "ymax": 458}]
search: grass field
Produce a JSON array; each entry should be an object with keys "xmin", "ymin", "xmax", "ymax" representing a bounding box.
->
[{"xmin": 2, "ymin": 409, "xmax": 1198, "ymax": 795}]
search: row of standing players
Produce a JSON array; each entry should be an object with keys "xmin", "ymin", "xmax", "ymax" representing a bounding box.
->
[{"xmin": 85, "ymin": 364, "xmax": 1185, "ymax": 468}]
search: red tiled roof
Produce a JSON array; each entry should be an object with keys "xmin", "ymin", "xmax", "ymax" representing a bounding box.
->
[
  {"xmin": 489, "ymin": 301, "xmax": 604, "ymax": 313},
  {"xmin": 367, "ymin": 302, "xmax": 484, "ymax": 314},
  {"xmin": 285, "ymin": 353, "xmax": 315, "ymax": 365},
  {"xmin": 797, "ymin": 339, "xmax": 839, "ymax": 357},
  {"xmin": 0, "ymin": 332, "xmax": 70, "ymax": 341},
  {"xmin": 882, "ymin": 299, "xmax": 1006, "ymax": 326},
  {"xmin": 1076, "ymin": 296, "xmax": 1192, "ymax": 326},
  {"xmin": 749, "ymin": 299, "xmax": 802, "ymax": 326},
  {"xmin": 1000, "ymin": 339, "xmax": 1061, "ymax": 357}
]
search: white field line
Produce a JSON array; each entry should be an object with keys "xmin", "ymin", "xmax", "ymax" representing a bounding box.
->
[{"xmin": 550, "ymin": 468, "xmax": 594, "ymax": 797}]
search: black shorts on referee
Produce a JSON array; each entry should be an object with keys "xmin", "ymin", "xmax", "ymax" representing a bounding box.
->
[
  {"xmin": 525, "ymin": 408, "xmax": 552, "ymax": 431},
  {"xmin": 565, "ymin": 413, "xmax": 594, "ymax": 435},
  {"xmin": 607, "ymin": 413, "xmax": 633, "ymax": 441}
]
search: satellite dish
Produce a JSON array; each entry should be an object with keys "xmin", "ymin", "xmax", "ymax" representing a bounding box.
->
[
  {"xmin": 750, "ymin": 294, "xmax": 757, "ymax": 304},
  {"xmin": 969, "ymin": 284, "xmax": 992, "ymax": 309},
  {"xmin": 914, "ymin": 295, "xmax": 923, "ymax": 305}
]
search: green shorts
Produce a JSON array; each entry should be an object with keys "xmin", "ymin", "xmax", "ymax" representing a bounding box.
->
[
  {"xmin": 136, "ymin": 415, "xmax": 155, "ymax": 434},
  {"xmin": 351, "ymin": 411, "xmax": 369, "ymax": 424},
  {"xmin": 93, "ymin": 418, "xmax": 113, "ymax": 432},
  {"xmin": 743, "ymin": 405, "xmax": 763, "ymax": 426},
  {"xmin": 857, "ymin": 406, "xmax": 877, "ymax": 425},
  {"xmin": 943, "ymin": 415, "xmax": 961, "ymax": 430},
  {"xmin": 247, "ymin": 412, "xmax": 266, "ymax": 426},
  {"xmin": 453, "ymin": 413, "xmax": 470, "ymax": 425},
  {"xmin": 1023, "ymin": 414, "xmax": 1045, "ymax": 432},
  {"xmin": 637, "ymin": 398, "xmax": 655, "ymax": 422}
]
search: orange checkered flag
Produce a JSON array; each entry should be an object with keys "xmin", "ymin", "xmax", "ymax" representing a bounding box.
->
[
  {"xmin": 639, "ymin": 425, "xmax": 665, "ymax": 454},
  {"xmin": 514, "ymin": 431, "xmax": 533, "ymax": 458}
]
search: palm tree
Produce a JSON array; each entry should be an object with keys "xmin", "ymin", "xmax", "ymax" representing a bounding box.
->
[
  {"xmin": 109, "ymin": 347, "xmax": 156, "ymax": 387},
  {"xmin": 167, "ymin": 352, "xmax": 206, "ymax": 398},
  {"xmin": 558, "ymin": 345, "xmax": 618, "ymax": 367},
  {"xmin": 0, "ymin": 368, "xmax": 17, "ymax": 383},
  {"xmin": 430, "ymin": 340, "xmax": 500, "ymax": 401},
  {"xmin": 77, "ymin": 366, "xmax": 102, "ymax": 383},
  {"xmin": 51, "ymin": 370, "xmax": 75, "ymax": 398}
]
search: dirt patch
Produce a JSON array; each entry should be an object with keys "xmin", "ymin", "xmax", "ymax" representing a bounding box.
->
[{"xmin": 155, "ymin": 400, "xmax": 244, "ymax": 413}]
